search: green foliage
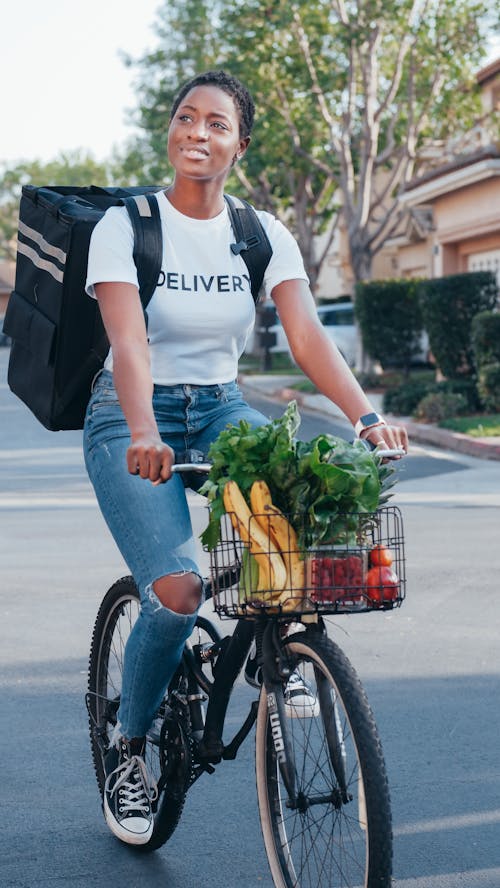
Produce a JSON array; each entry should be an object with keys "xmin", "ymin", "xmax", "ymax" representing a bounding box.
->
[
  {"xmin": 354, "ymin": 279, "xmax": 424, "ymax": 375},
  {"xmin": 477, "ymin": 362, "xmax": 500, "ymax": 413},
  {"xmin": 383, "ymin": 380, "xmax": 435, "ymax": 415},
  {"xmin": 471, "ymin": 310, "xmax": 500, "ymax": 369},
  {"xmin": 418, "ymin": 271, "xmax": 498, "ymax": 378},
  {"xmin": 383, "ymin": 377, "xmax": 481, "ymax": 415},
  {"xmin": 440, "ymin": 413, "xmax": 500, "ymax": 436},
  {"xmin": 121, "ymin": 0, "xmax": 221, "ymax": 184},
  {"xmin": 126, "ymin": 0, "xmax": 491, "ymax": 282},
  {"xmin": 414, "ymin": 391, "xmax": 468, "ymax": 423},
  {"xmin": 200, "ymin": 401, "xmax": 395, "ymax": 550},
  {"xmin": 472, "ymin": 311, "xmax": 500, "ymax": 411}
]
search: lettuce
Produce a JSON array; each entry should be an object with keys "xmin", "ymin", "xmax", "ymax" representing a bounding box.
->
[{"xmin": 200, "ymin": 401, "xmax": 395, "ymax": 550}]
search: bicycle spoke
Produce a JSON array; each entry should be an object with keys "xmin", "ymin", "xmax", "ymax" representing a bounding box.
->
[{"xmin": 256, "ymin": 633, "xmax": 392, "ymax": 887}]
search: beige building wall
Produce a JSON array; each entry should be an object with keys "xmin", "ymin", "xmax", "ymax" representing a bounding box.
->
[
  {"xmin": 396, "ymin": 241, "xmax": 433, "ymax": 279},
  {"xmin": 433, "ymin": 178, "xmax": 500, "ymax": 252}
]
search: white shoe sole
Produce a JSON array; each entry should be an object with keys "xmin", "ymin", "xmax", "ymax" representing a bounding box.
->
[{"xmin": 103, "ymin": 796, "xmax": 153, "ymax": 845}]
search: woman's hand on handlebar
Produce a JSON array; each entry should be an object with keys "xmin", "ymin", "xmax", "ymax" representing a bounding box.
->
[
  {"xmin": 362, "ymin": 423, "xmax": 408, "ymax": 459},
  {"xmin": 126, "ymin": 436, "xmax": 175, "ymax": 484}
]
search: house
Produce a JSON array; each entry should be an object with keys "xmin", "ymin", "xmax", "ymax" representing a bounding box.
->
[
  {"xmin": 376, "ymin": 56, "xmax": 500, "ymax": 287},
  {"xmin": 316, "ymin": 56, "xmax": 500, "ymax": 295}
]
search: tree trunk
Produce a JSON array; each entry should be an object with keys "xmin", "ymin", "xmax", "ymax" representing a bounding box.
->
[
  {"xmin": 349, "ymin": 237, "xmax": 374, "ymax": 373},
  {"xmin": 349, "ymin": 240, "xmax": 373, "ymax": 285}
]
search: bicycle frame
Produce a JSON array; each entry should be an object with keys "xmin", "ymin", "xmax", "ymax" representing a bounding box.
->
[{"xmin": 185, "ymin": 610, "xmax": 350, "ymax": 816}]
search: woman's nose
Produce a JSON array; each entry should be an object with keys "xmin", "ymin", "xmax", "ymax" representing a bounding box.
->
[{"xmin": 189, "ymin": 120, "xmax": 209, "ymax": 140}]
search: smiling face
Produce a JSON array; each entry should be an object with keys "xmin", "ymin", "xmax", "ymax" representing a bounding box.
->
[{"xmin": 167, "ymin": 84, "xmax": 250, "ymax": 185}]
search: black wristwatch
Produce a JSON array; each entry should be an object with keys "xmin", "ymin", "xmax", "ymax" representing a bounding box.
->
[{"xmin": 354, "ymin": 412, "xmax": 386, "ymax": 438}]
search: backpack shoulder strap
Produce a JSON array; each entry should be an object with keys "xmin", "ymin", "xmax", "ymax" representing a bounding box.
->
[
  {"xmin": 123, "ymin": 193, "xmax": 163, "ymax": 312},
  {"xmin": 224, "ymin": 194, "xmax": 273, "ymax": 305}
]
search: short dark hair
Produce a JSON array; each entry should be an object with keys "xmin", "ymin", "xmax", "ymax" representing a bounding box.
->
[{"xmin": 170, "ymin": 70, "xmax": 255, "ymax": 140}]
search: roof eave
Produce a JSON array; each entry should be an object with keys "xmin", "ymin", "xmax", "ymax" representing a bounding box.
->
[{"xmin": 400, "ymin": 158, "xmax": 500, "ymax": 206}]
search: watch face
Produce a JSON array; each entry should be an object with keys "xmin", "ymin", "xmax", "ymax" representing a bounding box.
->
[{"xmin": 360, "ymin": 412, "xmax": 380, "ymax": 427}]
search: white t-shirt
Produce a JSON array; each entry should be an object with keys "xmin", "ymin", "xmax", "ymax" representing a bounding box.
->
[{"xmin": 86, "ymin": 190, "xmax": 308, "ymax": 385}]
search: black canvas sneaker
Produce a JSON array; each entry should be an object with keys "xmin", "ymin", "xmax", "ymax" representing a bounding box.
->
[
  {"xmin": 103, "ymin": 737, "xmax": 157, "ymax": 845},
  {"xmin": 244, "ymin": 641, "xmax": 319, "ymax": 718}
]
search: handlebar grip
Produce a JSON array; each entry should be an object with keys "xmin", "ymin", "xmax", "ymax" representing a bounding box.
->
[
  {"xmin": 357, "ymin": 438, "xmax": 405, "ymax": 459},
  {"xmin": 171, "ymin": 463, "xmax": 212, "ymax": 474}
]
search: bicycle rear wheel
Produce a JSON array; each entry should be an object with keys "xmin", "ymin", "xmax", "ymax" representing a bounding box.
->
[
  {"xmin": 255, "ymin": 630, "xmax": 392, "ymax": 887},
  {"xmin": 87, "ymin": 576, "xmax": 220, "ymax": 851}
]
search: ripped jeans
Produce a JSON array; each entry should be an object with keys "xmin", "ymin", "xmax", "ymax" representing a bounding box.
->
[{"xmin": 83, "ymin": 371, "xmax": 268, "ymax": 739}]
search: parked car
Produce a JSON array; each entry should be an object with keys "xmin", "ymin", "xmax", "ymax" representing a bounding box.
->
[{"xmin": 269, "ymin": 301, "xmax": 357, "ymax": 366}]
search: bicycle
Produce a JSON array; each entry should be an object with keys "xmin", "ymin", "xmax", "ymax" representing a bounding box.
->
[{"xmin": 86, "ymin": 447, "xmax": 406, "ymax": 887}]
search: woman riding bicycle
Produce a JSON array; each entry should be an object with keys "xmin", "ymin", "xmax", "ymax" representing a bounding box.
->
[{"xmin": 83, "ymin": 69, "xmax": 408, "ymax": 846}]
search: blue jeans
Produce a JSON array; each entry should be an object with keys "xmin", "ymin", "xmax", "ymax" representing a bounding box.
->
[{"xmin": 83, "ymin": 371, "xmax": 267, "ymax": 738}]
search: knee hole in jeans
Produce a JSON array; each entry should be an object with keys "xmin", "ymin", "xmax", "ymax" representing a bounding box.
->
[{"xmin": 152, "ymin": 572, "xmax": 202, "ymax": 615}]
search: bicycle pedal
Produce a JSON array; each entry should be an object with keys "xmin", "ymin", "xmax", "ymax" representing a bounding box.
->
[{"xmin": 196, "ymin": 737, "xmax": 224, "ymax": 764}]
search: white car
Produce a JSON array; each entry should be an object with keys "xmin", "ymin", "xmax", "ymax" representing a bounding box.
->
[{"xmin": 269, "ymin": 302, "xmax": 357, "ymax": 366}]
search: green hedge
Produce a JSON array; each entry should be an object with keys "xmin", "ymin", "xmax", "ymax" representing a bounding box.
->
[
  {"xmin": 418, "ymin": 271, "xmax": 498, "ymax": 378},
  {"xmin": 383, "ymin": 378, "xmax": 481, "ymax": 415},
  {"xmin": 471, "ymin": 311, "xmax": 500, "ymax": 368},
  {"xmin": 414, "ymin": 391, "xmax": 468, "ymax": 423},
  {"xmin": 478, "ymin": 363, "xmax": 500, "ymax": 413},
  {"xmin": 354, "ymin": 279, "xmax": 424, "ymax": 375}
]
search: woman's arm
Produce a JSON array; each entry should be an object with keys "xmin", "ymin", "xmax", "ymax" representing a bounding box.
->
[
  {"xmin": 272, "ymin": 279, "xmax": 408, "ymax": 452},
  {"xmin": 95, "ymin": 282, "xmax": 174, "ymax": 482}
]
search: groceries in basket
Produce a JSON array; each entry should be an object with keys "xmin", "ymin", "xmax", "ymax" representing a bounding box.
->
[
  {"xmin": 223, "ymin": 479, "xmax": 306, "ymax": 613},
  {"xmin": 201, "ymin": 402, "xmax": 403, "ymax": 614}
]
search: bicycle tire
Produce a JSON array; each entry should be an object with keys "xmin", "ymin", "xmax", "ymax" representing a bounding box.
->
[
  {"xmin": 87, "ymin": 575, "xmax": 220, "ymax": 851},
  {"xmin": 255, "ymin": 630, "xmax": 392, "ymax": 887}
]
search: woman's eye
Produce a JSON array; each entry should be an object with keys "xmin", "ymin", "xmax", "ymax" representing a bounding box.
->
[{"xmin": 212, "ymin": 121, "xmax": 228, "ymax": 130}]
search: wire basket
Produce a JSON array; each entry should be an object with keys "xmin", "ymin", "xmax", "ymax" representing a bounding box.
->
[{"xmin": 207, "ymin": 506, "xmax": 406, "ymax": 619}]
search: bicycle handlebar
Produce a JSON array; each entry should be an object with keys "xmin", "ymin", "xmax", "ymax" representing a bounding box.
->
[
  {"xmin": 170, "ymin": 442, "xmax": 405, "ymax": 477},
  {"xmin": 375, "ymin": 447, "xmax": 406, "ymax": 458},
  {"xmin": 171, "ymin": 462, "xmax": 212, "ymax": 474}
]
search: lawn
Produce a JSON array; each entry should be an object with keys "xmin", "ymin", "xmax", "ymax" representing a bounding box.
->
[{"xmin": 439, "ymin": 414, "xmax": 500, "ymax": 437}]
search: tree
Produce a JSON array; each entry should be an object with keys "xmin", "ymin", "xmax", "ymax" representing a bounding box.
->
[
  {"xmin": 123, "ymin": 0, "xmax": 339, "ymax": 290},
  {"xmin": 120, "ymin": 0, "xmax": 220, "ymax": 185},
  {"xmin": 126, "ymin": 0, "xmax": 495, "ymax": 286},
  {"xmin": 0, "ymin": 152, "xmax": 112, "ymax": 260},
  {"xmin": 222, "ymin": 0, "xmax": 493, "ymax": 282}
]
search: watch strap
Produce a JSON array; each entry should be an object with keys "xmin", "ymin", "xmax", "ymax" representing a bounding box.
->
[{"xmin": 354, "ymin": 413, "xmax": 386, "ymax": 438}]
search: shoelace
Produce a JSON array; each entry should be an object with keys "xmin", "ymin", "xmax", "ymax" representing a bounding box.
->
[{"xmin": 105, "ymin": 755, "xmax": 158, "ymax": 815}]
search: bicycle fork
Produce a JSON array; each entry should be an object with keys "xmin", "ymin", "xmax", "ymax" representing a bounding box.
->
[
  {"xmin": 259, "ymin": 621, "xmax": 297, "ymax": 802},
  {"xmin": 259, "ymin": 621, "xmax": 352, "ymax": 812}
]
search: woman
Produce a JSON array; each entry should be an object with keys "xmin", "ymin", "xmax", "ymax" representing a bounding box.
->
[{"xmin": 84, "ymin": 69, "xmax": 408, "ymax": 845}]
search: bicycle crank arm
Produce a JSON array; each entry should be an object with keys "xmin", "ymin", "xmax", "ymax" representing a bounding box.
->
[{"xmin": 222, "ymin": 700, "xmax": 259, "ymax": 760}]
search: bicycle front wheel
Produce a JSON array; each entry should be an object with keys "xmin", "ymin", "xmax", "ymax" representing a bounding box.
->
[{"xmin": 255, "ymin": 630, "xmax": 392, "ymax": 887}]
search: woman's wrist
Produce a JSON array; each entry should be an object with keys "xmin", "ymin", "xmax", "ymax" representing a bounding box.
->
[{"xmin": 354, "ymin": 412, "xmax": 386, "ymax": 438}]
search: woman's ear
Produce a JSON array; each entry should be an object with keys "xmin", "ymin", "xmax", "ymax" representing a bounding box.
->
[{"xmin": 237, "ymin": 136, "xmax": 251, "ymax": 160}]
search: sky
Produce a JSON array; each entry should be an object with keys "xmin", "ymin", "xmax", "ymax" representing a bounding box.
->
[
  {"xmin": 1, "ymin": 0, "xmax": 162, "ymax": 165},
  {"xmin": 2, "ymin": 2, "xmax": 499, "ymax": 168}
]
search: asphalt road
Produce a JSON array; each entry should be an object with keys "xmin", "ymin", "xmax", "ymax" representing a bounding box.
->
[{"xmin": 1, "ymin": 349, "xmax": 500, "ymax": 887}]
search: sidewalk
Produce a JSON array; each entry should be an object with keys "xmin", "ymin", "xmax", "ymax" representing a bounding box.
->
[{"xmin": 238, "ymin": 373, "xmax": 500, "ymax": 462}]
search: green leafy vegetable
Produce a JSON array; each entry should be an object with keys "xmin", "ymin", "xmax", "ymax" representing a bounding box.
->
[{"xmin": 200, "ymin": 401, "xmax": 396, "ymax": 550}]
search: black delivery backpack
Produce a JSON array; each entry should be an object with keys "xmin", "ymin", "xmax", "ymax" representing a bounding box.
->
[
  {"xmin": 3, "ymin": 185, "xmax": 272, "ymax": 431},
  {"xmin": 3, "ymin": 185, "xmax": 163, "ymax": 430}
]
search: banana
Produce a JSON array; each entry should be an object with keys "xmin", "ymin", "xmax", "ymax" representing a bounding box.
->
[
  {"xmin": 239, "ymin": 548, "xmax": 259, "ymax": 604},
  {"xmin": 250, "ymin": 481, "xmax": 305, "ymax": 600},
  {"xmin": 223, "ymin": 481, "xmax": 287, "ymax": 592}
]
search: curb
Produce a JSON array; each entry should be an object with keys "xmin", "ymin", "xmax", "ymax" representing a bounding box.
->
[
  {"xmin": 239, "ymin": 375, "xmax": 500, "ymax": 462},
  {"xmin": 388, "ymin": 417, "xmax": 500, "ymax": 461}
]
